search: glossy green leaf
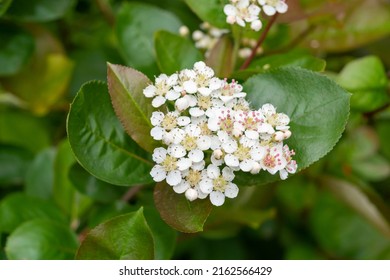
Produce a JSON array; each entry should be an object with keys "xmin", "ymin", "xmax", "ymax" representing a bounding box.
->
[
  {"xmin": 53, "ymin": 140, "xmax": 92, "ymax": 218},
  {"xmin": 0, "ymin": 193, "xmax": 66, "ymax": 233},
  {"xmin": 235, "ymin": 67, "xmax": 350, "ymax": 186},
  {"xmin": 6, "ymin": 0, "xmax": 75, "ymax": 22},
  {"xmin": 337, "ymin": 56, "xmax": 389, "ymax": 112},
  {"xmin": 310, "ymin": 191, "xmax": 390, "ymax": 259},
  {"xmin": 144, "ymin": 206, "xmax": 177, "ymax": 260},
  {"xmin": 233, "ymin": 51, "xmax": 326, "ymax": 80},
  {"xmin": 68, "ymin": 163, "xmax": 126, "ymax": 203},
  {"xmin": 67, "ymin": 81, "xmax": 153, "ymax": 186},
  {"xmin": 0, "ymin": 23, "xmax": 34, "ymax": 76},
  {"xmin": 107, "ymin": 63, "xmax": 157, "ymax": 153},
  {"xmin": 206, "ymin": 35, "xmax": 234, "ymax": 78},
  {"xmin": 154, "ymin": 182, "xmax": 213, "ymax": 233},
  {"xmin": 184, "ymin": 0, "xmax": 229, "ymax": 29},
  {"xmin": 0, "ymin": 0, "xmax": 12, "ymax": 16},
  {"xmin": 0, "ymin": 109, "xmax": 50, "ymax": 153},
  {"xmin": 0, "ymin": 145, "xmax": 32, "ymax": 186},
  {"xmin": 116, "ymin": 2, "xmax": 182, "ymax": 77},
  {"xmin": 25, "ymin": 147, "xmax": 56, "ymax": 199},
  {"xmin": 76, "ymin": 208, "xmax": 154, "ymax": 260},
  {"xmin": 155, "ymin": 30, "xmax": 203, "ymax": 75},
  {"xmin": 5, "ymin": 220, "xmax": 78, "ymax": 260}
]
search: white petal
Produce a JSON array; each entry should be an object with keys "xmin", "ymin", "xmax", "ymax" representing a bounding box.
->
[
  {"xmin": 150, "ymin": 126, "xmax": 164, "ymax": 140},
  {"xmin": 185, "ymin": 124, "xmax": 201, "ymax": 136},
  {"xmin": 262, "ymin": 103, "xmax": 276, "ymax": 115},
  {"xmin": 196, "ymin": 136, "xmax": 211, "ymax": 150},
  {"xmin": 279, "ymin": 169, "xmax": 288, "ymax": 180},
  {"xmin": 199, "ymin": 179, "xmax": 213, "ymax": 194},
  {"xmin": 183, "ymin": 80, "xmax": 197, "ymax": 94},
  {"xmin": 251, "ymin": 19, "xmax": 262, "ymax": 31},
  {"xmin": 192, "ymin": 160, "xmax": 206, "ymax": 171},
  {"xmin": 222, "ymin": 167, "xmax": 235, "ymax": 181},
  {"xmin": 173, "ymin": 181, "xmax": 190, "ymax": 194},
  {"xmin": 220, "ymin": 95, "xmax": 235, "ymax": 103},
  {"xmin": 152, "ymin": 147, "xmax": 167, "ymax": 164},
  {"xmin": 258, "ymin": 0, "xmax": 266, "ymax": 5},
  {"xmin": 209, "ymin": 78, "xmax": 223, "ymax": 90},
  {"xmin": 276, "ymin": 1, "xmax": 288, "ymax": 13},
  {"xmin": 175, "ymin": 97, "xmax": 189, "ymax": 111},
  {"xmin": 210, "ymin": 191, "xmax": 225, "ymax": 206},
  {"xmin": 250, "ymin": 145, "xmax": 267, "ymax": 161},
  {"xmin": 207, "ymin": 164, "xmax": 220, "ymax": 179},
  {"xmin": 150, "ymin": 165, "xmax": 166, "ymax": 182},
  {"xmin": 150, "ymin": 112, "xmax": 164, "ymax": 126},
  {"xmin": 168, "ymin": 144, "xmax": 186, "ymax": 158},
  {"xmin": 217, "ymin": 130, "xmax": 230, "ymax": 143},
  {"xmin": 258, "ymin": 123, "xmax": 275, "ymax": 134},
  {"xmin": 210, "ymin": 135, "xmax": 222, "ymax": 150},
  {"xmin": 207, "ymin": 117, "xmax": 220, "ymax": 131},
  {"xmin": 245, "ymin": 130, "xmax": 259, "ymax": 140},
  {"xmin": 152, "ymin": 96, "xmax": 166, "ymax": 108},
  {"xmin": 166, "ymin": 90, "xmax": 180, "ymax": 101},
  {"xmin": 198, "ymin": 87, "xmax": 212, "ymax": 96},
  {"xmin": 167, "ymin": 74, "xmax": 178, "ymax": 86},
  {"xmin": 171, "ymin": 128, "xmax": 185, "ymax": 144},
  {"xmin": 166, "ymin": 171, "xmax": 182, "ymax": 186},
  {"xmin": 240, "ymin": 159, "xmax": 254, "ymax": 172},
  {"xmin": 263, "ymin": 5, "xmax": 276, "ymax": 16},
  {"xmin": 162, "ymin": 132, "xmax": 173, "ymax": 145},
  {"xmin": 185, "ymin": 188, "xmax": 198, "ymax": 201},
  {"xmin": 195, "ymin": 186, "xmax": 209, "ymax": 199},
  {"xmin": 143, "ymin": 85, "xmax": 156, "ymax": 98},
  {"xmin": 211, "ymin": 155, "xmax": 224, "ymax": 166},
  {"xmin": 177, "ymin": 158, "xmax": 192, "ymax": 171},
  {"xmin": 250, "ymin": 162, "xmax": 261, "ymax": 174},
  {"xmin": 188, "ymin": 149, "xmax": 204, "ymax": 163},
  {"xmin": 222, "ymin": 140, "xmax": 238, "ymax": 154},
  {"xmin": 224, "ymin": 183, "xmax": 239, "ymax": 198},
  {"xmin": 223, "ymin": 4, "xmax": 237, "ymax": 16},
  {"xmin": 224, "ymin": 154, "xmax": 239, "ymax": 167},
  {"xmin": 189, "ymin": 107, "xmax": 205, "ymax": 117},
  {"xmin": 177, "ymin": 116, "xmax": 191, "ymax": 126},
  {"xmin": 186, "ymin": 95, "xmax": 197, "ymax": 107}
]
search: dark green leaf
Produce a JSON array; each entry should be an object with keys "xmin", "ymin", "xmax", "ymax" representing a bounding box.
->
[
  {"xmin": 25, "ymin": 147, "xmax": 55, "ymax": 199},
  {"xmin": 116, "ymin": 2, "xmax": 182, "ymax": 77},
  {"xmin": 67, "ymin": 81, "xmax": 153, "ymax": 186},
  {"xmin": 0, "ymin": 0, "xmax": 12, "ymax": 16},
  {"xmin": 337, "ymin": 56, "xmax": 389, "ymax": 112},
  {"xmin": 76, "ymin": 208, "xmax": 154, "ymax": 260},
  {"xmin": 184, "ymin": 0, "xmax": 229, "ymax": 29},
  {"xmin": 69, "ymin": 163, "xmax": 126, "ymax": 203},
  {"xmin": 107, "ymin": 63, "xmax": 157, "ymax": 153},
  {"xmin": 0, "ymin": 109, "xmax": 50, "ymax": 153},
  {"xmin": 236, "ymin": 67, "xmax": 350, "ymax": 186},
  {"xmin": 0, "ymin": 193, "xmax": 67, "ymax": 233},
  {"xmin": 6, "ymin": 0, "xmax": 75, "ymax": 22},
  {"xmin": 0, "ymin": 23, "xmax": 34, "ymax": 76},
  {"xmin": 233, "ymin": 51, "xmax": 326, "ymax": 80},
  {"xmin": 154, "ymin": 182, "xmax": 213, "ymax": 233},
  {"xmin": 155, "ymin": 30, "xmax": 203, "ymax": 75},
  {"xmin": 206, "ymin": 35, "xmax": 234, "ymax": 78},
  {"xmin": 5, "ymin": 219, "xmax": 78, "ymax": 260},
  {"xmin": 0, "ymin": 145, "xmax": 33, "ymax": 186}
]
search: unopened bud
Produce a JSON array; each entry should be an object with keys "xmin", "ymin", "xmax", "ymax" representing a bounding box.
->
[
  {"xmin": 213, "ymin": 149, "xmax": 223, "ymax": 160},
  {"xmin": 283, "ymin": 130, "xmax": 292, "ymax": 139},
  {"xmin": 179, "ymin": 26, "xmax": 189, "ymax": 37},
  {"xmin": 250, "ymin": 162, "xmax": 261, "ymax": 174},
  {"xmin": 185, "ymin": 188, "xmax": 198, "ymax": 201},
  {"xmin": 274, "ymin": 131, "xmax": 284, "ymax": 141}
]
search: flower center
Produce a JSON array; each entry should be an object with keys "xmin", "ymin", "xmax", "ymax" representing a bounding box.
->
[
  {"xmin": 265, "ymin": 0, "xmax": 280, "ymax": 6},
  {"xmin": 197, "ymin": 96, "xmax": 212, "ymax": 110},
  {"xmin": 234, "ymin": 145, "xmax": 251, "ymax": 161},
  {"xmin": 162, "ymin": 155, "xmax": 177, "ymax": 172},
  {"xmin": 213, "ymin": 176, "xmax": 228, "ymax": 192},
  {"xmin": 196, "ymin": 74, "xmax": 210, "ymax": 87},
  {"xmin": 199, "ymin": 122, "xmax": 212, "ymax": 135},
  {"xmin": 186, "ymin": 170, "xmax": 202, "ymax": 186},
  {"xmin": 182, "ymin": 135, "xmax": 198, "ymax": 151},
  {"xmin": 162, "ymin": 113, "xmax": 177, "ymax": 131}
]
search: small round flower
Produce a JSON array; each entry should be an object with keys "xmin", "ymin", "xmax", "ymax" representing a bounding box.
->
[
  {"xmin": 258, "ymin": 0, "xmax": 288, "ymax": 16},
  {"xmin": 150, "ymin": 147, "xmax": 183, "ymax": 186},
  {"xmin": 260, "ymin": 143, "xmax": 287, "ymax": 174},
  {"xmin": 224, "ymin": 0, "xmax": 263, "ymax": 31}
]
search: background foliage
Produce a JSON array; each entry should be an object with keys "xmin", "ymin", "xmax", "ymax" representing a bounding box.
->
[{"xmin": 1, "ymin": 0, "xmax": 390, "ymax": 260}]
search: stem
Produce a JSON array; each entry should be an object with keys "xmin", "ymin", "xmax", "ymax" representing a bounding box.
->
[
  {"xmin": 121, "ymin": 185, "xmax": 144, "ymax": 202},
  {"xmin": 239, "ymin": 13, "xmax": 279, "ymax": 70},
  {"xmin": 94, "ymin": 0, "xmax": 115, "ymax": 26}
]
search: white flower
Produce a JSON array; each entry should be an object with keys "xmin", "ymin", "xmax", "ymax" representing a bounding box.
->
[
  {"xmin": 258, "ymin": 0, "xmax": 288, "ymax": 16},
  {"xmin": 143, "ymin": 74, "xmax": 179, "ymax": 107},
  {"xmin": 217, "ymin": 79, "xmax": 246, "ymax": 104},
  {"xmin": 260, "ymin": 143, "xmax": 287, "ymax": 174},
  {"xmin": 224, "ymin": 0, "xmax": 263, "ymax": 31},
  {"xmin": 150, "ymin": 111, "xmax": 189, "ymax": 142},
  {"xmin": 199, "ymin": 165, "xmax": 239, "ymax": 206},
  {"xmin": 150, "ymin": 147, "xmax": 183, "ymax": 186}
]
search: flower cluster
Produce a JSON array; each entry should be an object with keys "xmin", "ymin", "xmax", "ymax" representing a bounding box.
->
[
  {"xmin": 224, "ymin": 0, "xmax": 288, "ymax": 31},
  {"xmin": 144, "ymin": 62, "xmax": 297, "ymax": 206}
]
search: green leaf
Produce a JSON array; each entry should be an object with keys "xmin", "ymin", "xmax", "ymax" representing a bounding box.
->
[
  {"xmin": 154, "ymin": 30, "xmax": 203, "ymax": 75},
  {"xmin": 184, "ymin": 0, "xmax": 229, "ymax": 29},
  {"xmin": 144, "ymin": 206, "xmax": 177, "ymax": 260},
  {"xmin": 6, "ymin": 0, "xmax": 75, "ymax": 22},
  {"xmin": 0, "ymin": 0, "xmax": 12, "ymax": 16},
  {"xmin": 68, "ymin": 163, "xmax": 126, "ymax": 203},
  {"xmin": 310, "ymin": 190, "xmax": 390, "ymax": 259},
  {"xmin": 206, "ymin": 35, "xmax": 234, "ymax": 78},
  {"xmin": 67, "ymin": 81, "xmax": 153, "ymax": 186},
  {"xmin": 0, "ymin": 145, "xmax": 33, "ymax": 186},
  {"xmin": 5, "ymin": 219, "xmax": 78, "ymax": 260},
  {"xmin": 116, "ymin": 2, "xmax": 182, "ymax": 77},
  {"xmin": 154, "ymin": 182, "xmax": 213, "ymax": 233},
  {"xmin": 25, "ymin": 147, "xmax": 56, "ymax": 199},
  {"xmin": 76, "ymin": 208, "xmax": 154, "ymax": 260},
  {"xmin": 236, "ymin": 67, "xmax": 350, "ymax": 186},
  {"xmin": 376, "ymin": 118, "xmax": 390, "ymax": 161},
  {"xmin": 337, "ymin": 56, "xmax": 389, "ymax": 112},
  {"xmin": 0, "ymin": 193, "xmax": 67, "ymax": 233},
  {"xmin": 53, "ymin": 140, "xmax": 92, "ymax": 218},
  {"xmin": 0, "ymin": 109, "xmax": 50, "ymax": 153},
  {"xmin": 107, "ymin": 63, "xmax": 157, "ymax": 153},
  {"xmin": 0, "ymin": 23, "xmax": 34, "ymax": 76},
  {"xmin": 233, "ymin": 51, "xmax": 326, "ymax": 80}
]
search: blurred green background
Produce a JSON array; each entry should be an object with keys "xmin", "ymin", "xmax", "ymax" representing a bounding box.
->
[{"xmin": 1, "ymin": 0, "xmax": 390, "ymax": 260}]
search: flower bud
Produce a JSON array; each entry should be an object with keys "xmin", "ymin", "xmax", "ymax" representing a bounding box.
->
[
  {"xmin": 213, "ymin": 149, "xmax": 223, "ymax": 160},
  {"xmin": 250, "ymin": 162, "xmax": 261, "ymax": 174},
  {"xmin": 185, "ymin": 188, "xmax": 198, "ymax": 201},
  {"xmin": 283, "ymin": 130, "xmax": 292, "ymax": 139},
  {"xmin": 175, "ymin": 97, "xmax": 189, "ymax": 112},
  {"xmin": 274, "ymin": 131, "xmax": 284, "ymax": 141},
  {"xmin": 179, "ymin": 26, "xmax": 189, "ymax": 37}
]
